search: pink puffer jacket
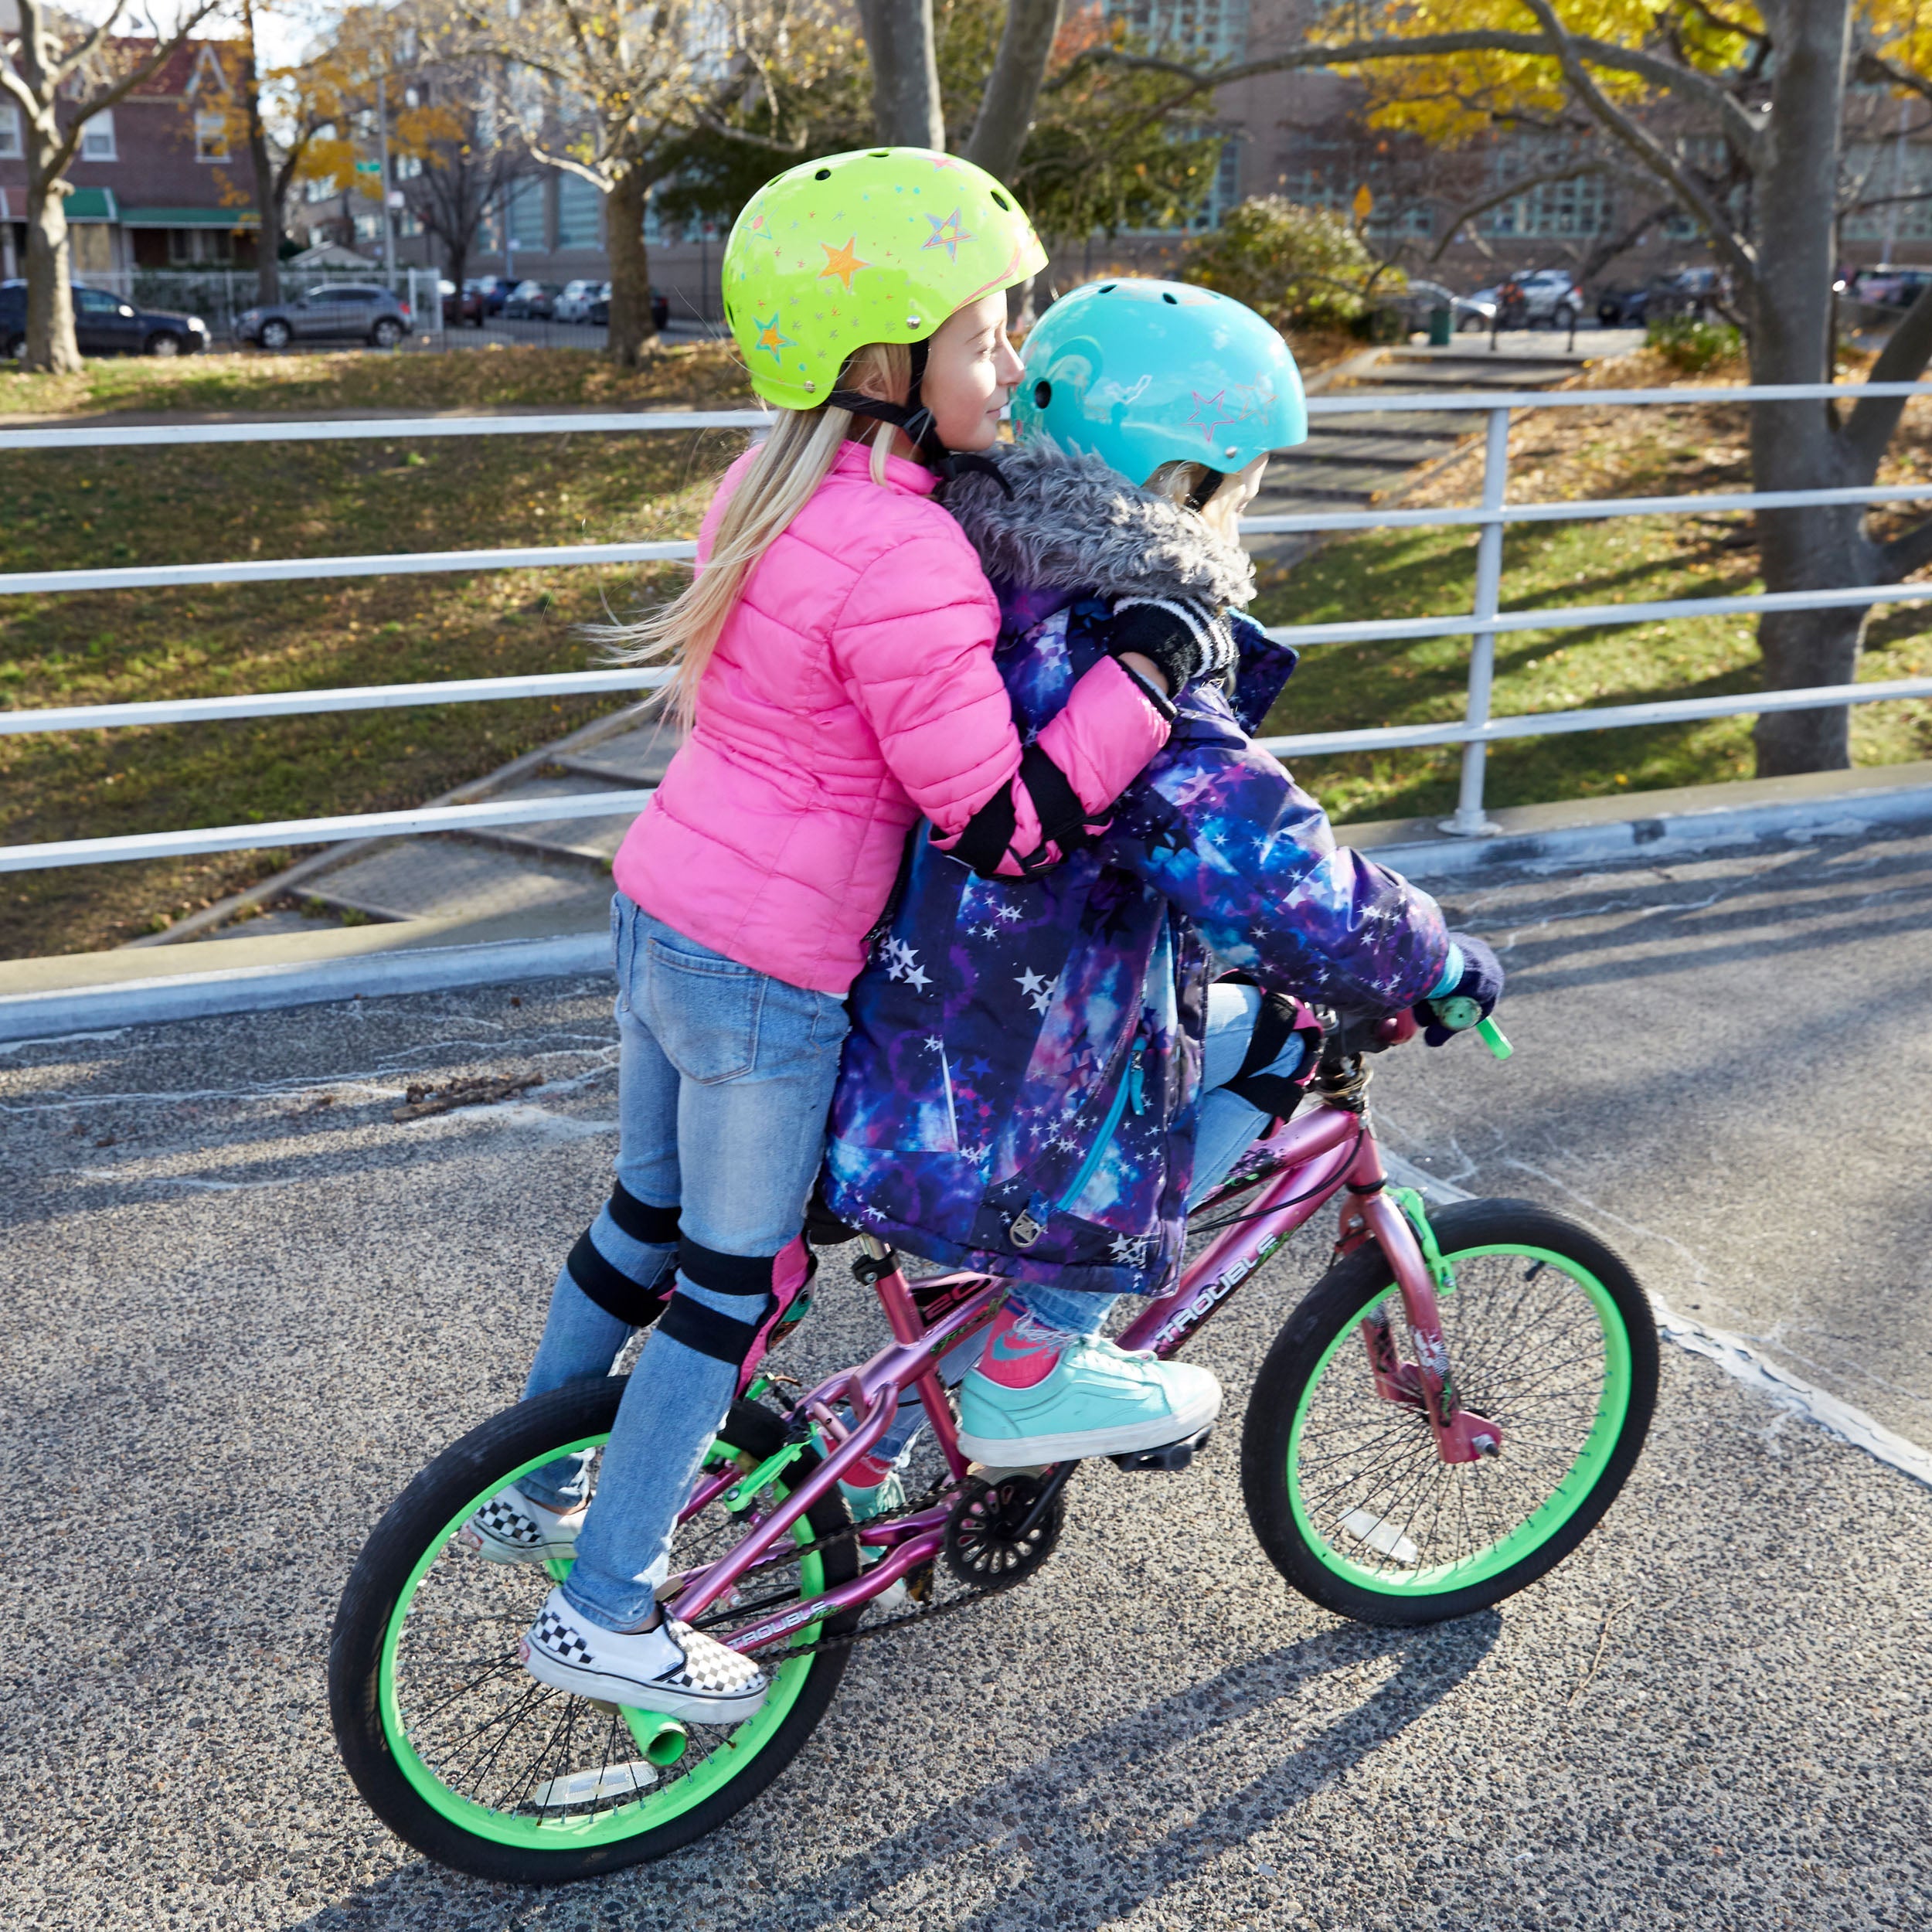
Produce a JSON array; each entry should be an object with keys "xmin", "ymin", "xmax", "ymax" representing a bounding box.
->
[{"xmin": 613, "ymin": 440, "xmax": 1171, "ymax": 995}]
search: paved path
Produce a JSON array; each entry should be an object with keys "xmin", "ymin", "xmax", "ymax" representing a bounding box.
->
[{"xmin": 3, "ymin": 821, "xmax": 1928, "ymax": 1930}]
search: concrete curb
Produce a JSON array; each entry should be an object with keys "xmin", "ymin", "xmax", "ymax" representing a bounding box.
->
[
  {"xmin": 1338, "ymin": 764, "xmax": 1932, "ymax": 883},
  {"xmin": 4, "ymin": 763, "xmax": 1930, "ymax": 1043},
  {"xmin": 0, "ymin": 930, "xmax": 607, "ymax": 1043}
]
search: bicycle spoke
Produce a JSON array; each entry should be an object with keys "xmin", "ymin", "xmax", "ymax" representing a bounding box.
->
[{"xmin": 1291, "ymin": 1244, "xmax": 1617, "ymax": 1582}]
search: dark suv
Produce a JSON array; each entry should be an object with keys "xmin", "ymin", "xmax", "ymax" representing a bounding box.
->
[
  {"xmin": 236, "ymin": 283, "xmax": 413, "ymax": 350},
  {"xmin": 0, "ymin": 280, "xmax": 209, "ymax": 358}
]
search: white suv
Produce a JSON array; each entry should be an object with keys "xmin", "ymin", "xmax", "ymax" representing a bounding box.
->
[
  {"xmin": 554, "ymin": 279, "xmax": 604, "ymax": 323},
  {"xmin": 1498, "ymin": 269, "xmax": 1583, "ymax": 328}
]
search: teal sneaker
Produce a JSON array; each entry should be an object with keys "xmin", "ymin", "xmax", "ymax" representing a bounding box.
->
[
  {"xmin": 839, "ymin": 1466, "xmax": 906, "ymax": 1525},
  {"xmin": 957, "ymin": 1335, "xmax": 1221, "ymax": 1464}
]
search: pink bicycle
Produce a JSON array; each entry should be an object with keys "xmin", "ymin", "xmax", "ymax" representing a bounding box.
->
[{"xmin": 330, "ymin": 1009, "xmax": 1656, "ymax": 1882}]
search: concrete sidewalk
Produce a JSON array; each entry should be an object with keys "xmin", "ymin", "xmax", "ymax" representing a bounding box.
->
[{"xmin": 2, "ymin": 816, "xmax": 1928, "ymax": 1930}]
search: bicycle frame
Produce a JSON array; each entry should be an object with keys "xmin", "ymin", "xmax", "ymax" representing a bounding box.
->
[{"xmin": 668, "ymin": 1080, "xmax": 1499, "ymax": 1655}]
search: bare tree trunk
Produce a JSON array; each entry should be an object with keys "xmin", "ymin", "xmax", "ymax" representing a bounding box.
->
[
  {"xmin": 24, "ymin": 162, "xmax": 81, "ymax": 374},
  {"xmin": 963, "ymin": 0, "xmax": 1063, "ymax": 182},
  {"xmin": 605, "ymin": 166, "xmax": 657, "ymax": 369},
  {"xmin": 241, "ymin": 4, "xmax": 281, "ymax": 306},
  {"xmin": 855, "ymin": 0, "xmax": 945, "ymax": 149},
  {"xmin": 1745, "ymin": 0, "xmax": 1866, "ymax": 776}
]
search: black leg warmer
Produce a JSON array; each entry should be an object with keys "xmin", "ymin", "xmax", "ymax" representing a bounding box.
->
[
  {"xmin": 657, "ymin": 1239, "xmax": 777, "ymax": 1369},
  {"xmin": 565, "ymin": 1182, "xmax": 681, "ymax": 1326}
]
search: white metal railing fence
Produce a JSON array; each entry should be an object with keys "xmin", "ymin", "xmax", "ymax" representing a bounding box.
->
[{"xmin": 1, "ymin": 381, "xmax": 1930, "ymax": 872}]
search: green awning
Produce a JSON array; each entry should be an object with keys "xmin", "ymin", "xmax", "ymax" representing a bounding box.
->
[
  {"xmin": 120, "ymin": 206, "xmax": 260, "ymax": 229},
  {"xmin": 64, "ymin": 188, "xmax": 120, "ymax": 222}
]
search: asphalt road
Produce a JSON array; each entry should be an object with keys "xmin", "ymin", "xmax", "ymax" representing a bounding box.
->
[{"xmin": 3, "ymin": 820, "xmax": 1930, "ymax": 1931}]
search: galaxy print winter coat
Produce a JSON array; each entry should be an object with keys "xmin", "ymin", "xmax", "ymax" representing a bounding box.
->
[{"xmin": 821, "ymin": 442, "xmax": 1451, "ymax": 1298}]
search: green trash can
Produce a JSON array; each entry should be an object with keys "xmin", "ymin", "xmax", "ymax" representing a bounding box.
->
[{"xmin": 1428, "ymin": 305, "xmax": 1454, "ymax": 346}]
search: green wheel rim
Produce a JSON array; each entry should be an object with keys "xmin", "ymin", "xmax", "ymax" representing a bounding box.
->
[
  {"xmin": 377, "ymin": 1432, "xmax": 825, "ymax": 1847},
  {"xmin": 1285, "ymin": 1243, "xmax": 1632, "ymax": 1597}
]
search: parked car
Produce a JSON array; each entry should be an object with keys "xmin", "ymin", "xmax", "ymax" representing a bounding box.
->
[
  {"xmin": 236, "ymin": 283, "xmax": 413, "ymax": 350},
  {"xmin": 441, "ymin": 279, "xmax": 485, "ymax": 328},
  {"xmin": 1496, "ymin": 267, "xmax": 1583, "ymax": 329},
  {"xmin": 1596, "ymin": 283, "xmax": 1650, "ymax": 327},
  {"xmin": 0, "ymin": 279, "xmax": 209, "ymax": 359},
  {"xmin": 1457, "ymin": 285, "xmax": 1500, "ymax": 332},
  {"xmin": 588, "ymin": 284, "xmax": 672, "ymax": 331},
  {"xmin": 1841, "ymin": 264, "xmax": 1931, "ymax": 309},
  {"xmin": 471, "ymin": 275, "xmax": 515, "ymax": 315},
  {"xmin": 553, "ymin": 278, "xmax": 604, "ymax": 322},
  {"xmin": 1647, "ymin": 266, "xmax": 1727, "ymax": 321},
  {"xmin": 503, "ymin": 280, "xmax": 561, "ymax": 319}
]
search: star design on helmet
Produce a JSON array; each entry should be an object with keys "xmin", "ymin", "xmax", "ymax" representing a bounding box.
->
[
  {"xmin": 1186, "ymin": 389, "xmax": 1240, "ymax": 445},
  {"xmin": 818, "ymin": 236, "xmax": 871, "ymax": 291},
  {"xmin": 923, "ymin": 208, "xmax": 973, "ymax": 260},
  {"xmin": 752, "ymin": 312, "xmax": 794, "ymax": 362},
  {"xmin": 743, "ymin": 213, "xmax": 774, "ymax": 247}
]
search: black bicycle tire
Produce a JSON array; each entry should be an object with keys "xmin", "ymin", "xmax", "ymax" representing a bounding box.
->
[
  {"xmin": 1240, "ymin": 1197, "xmax": 1658, "ymax": 1628},
  {"xmin": 328, "ymin": 1386, "xmax": 860, "ymax": 1883}
]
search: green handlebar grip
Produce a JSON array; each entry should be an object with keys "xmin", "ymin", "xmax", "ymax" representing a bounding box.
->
[{"xmin": 1475, "ymin": 1016, "xmax": 1512, "ymax": 1060}]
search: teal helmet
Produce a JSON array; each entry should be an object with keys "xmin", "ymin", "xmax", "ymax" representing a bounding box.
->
[{"xmin": 1012, "ymin": 277, "xmax": 1307, "ymax": 483}]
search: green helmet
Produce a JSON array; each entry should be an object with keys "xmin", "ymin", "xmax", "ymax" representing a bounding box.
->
[{"xmin": 722, "ymin": 147, "xmax": 1047, "ymax": 411}]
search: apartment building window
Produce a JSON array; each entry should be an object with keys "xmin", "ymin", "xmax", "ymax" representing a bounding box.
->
[
  {"xmin": 1109, "ymin": 0, "xmax": 1248, "ymax": 62},
  {"xmin": 80, "ymin": 111, "xmax": 117, "ymax": 162},
  {"xmin": 556, "ymin": 173, "xmax": 601, "ymax": 250},
  {"xmin": 196, "ymin": 111, "xmax": 230, "ymax": 162},
  {"xmin": 507, "ymin": 175, "xmax": 546, "ymax": 251},
  {"xmin": 1843, "ymin": 142, "xmax": 1932, "ymax": 242},
  {"xmin": 0, "ymin": 104, "xmax": 21, "ymax": 160},
  {"xmin": 1481, "ymin": 137, "xmax": 1610, "ymax": 239}
]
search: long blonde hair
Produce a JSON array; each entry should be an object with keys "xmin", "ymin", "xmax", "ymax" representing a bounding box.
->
[
  {"xmin": 599, "ymin": 340, "xmax": 913, "ymax": 730},
  {"xmin": 1144, "ymin": 457, "xmax": 1244, "ymax": 544}
]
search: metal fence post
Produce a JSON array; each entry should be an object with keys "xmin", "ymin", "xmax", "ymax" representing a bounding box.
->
[{"xmin": 1441, "ymin": 404, "xmax": 1512, "ymax": 836}]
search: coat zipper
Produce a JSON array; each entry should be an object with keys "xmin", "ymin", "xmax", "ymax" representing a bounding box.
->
[{"xmin": 1055, "ymin": 1039, "xmax": 1145, "ymax": 1216}]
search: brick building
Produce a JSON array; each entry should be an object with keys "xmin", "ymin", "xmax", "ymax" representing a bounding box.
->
[{"xmin": 0, "ymin": 36, "xmax": 260, "ymax": 284}]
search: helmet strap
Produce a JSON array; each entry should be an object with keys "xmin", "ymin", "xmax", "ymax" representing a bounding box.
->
[
  {"xmin": 1185, "ymin": 468, "xmax": 1226, "ymax": 515},
  {"xmin": 827, "ymin": 337, "xmax": 1012, "ymax": 495}
]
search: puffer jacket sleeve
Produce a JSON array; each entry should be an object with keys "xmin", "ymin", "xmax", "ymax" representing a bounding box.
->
[
  {"xmin": 1119, "ymin": 730, "xmax": 1451, "ymax": 1012},
  {"xmin": 831, "ymin": 536, "xmax": 1174, "ymax": 877}
]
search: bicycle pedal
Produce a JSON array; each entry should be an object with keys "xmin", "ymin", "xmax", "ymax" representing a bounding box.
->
[{"xmin": 1110, "ymin": 1426, "xmax": 1213, "ymax": 1474}]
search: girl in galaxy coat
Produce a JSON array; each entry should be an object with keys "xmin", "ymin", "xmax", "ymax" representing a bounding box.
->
[{"xmin": 820, "ymin": 281, "xmax": 1502, "ymax": 1485}]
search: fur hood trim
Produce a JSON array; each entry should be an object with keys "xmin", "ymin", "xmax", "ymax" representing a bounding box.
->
[{"xmin": 941, "ymin": 438, "xmax": 1255, "ymax": 611}]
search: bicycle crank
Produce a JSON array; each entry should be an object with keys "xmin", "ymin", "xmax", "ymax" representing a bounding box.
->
[{"xmin": 941, "ymin": 1465, "xmax": 1073, "ymax": 1592}]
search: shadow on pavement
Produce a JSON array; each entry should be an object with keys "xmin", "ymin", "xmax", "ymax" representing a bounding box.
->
[{"xmin": 301, "ymin": 1614, "xmax": 1498, "ymax": 1931}]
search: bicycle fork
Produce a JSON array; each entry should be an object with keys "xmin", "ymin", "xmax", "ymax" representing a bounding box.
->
[{"xmin": 1340, "ymin": 1138, "xmax": 1502, "ymax": 1466}]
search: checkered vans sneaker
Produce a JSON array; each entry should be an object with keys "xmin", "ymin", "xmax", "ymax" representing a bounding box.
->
[
  {"xmin": 519, "ymin": 1586, "xmax": 770, "ymax": 1722},
  {"xmin": 457, "ymin": 1483, "xmax": 587, "ymax": 1565}
]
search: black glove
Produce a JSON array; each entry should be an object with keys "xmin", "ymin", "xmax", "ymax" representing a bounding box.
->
[
  {"xmin": 1417, "ymin": 931, "xmax": 1503, "ymax": 1046},
  {"xmin": 1107, "ymin": 596, "xmax": 1237, "ymax": 696}
]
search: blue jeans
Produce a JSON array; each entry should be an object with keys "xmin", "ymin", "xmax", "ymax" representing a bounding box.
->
[
  {"xmin": 520, "ymin": 894, "xmax": 849, "ymax": 1631},
  {"xmin": 867, "ymin": 981, "xmax": 1304, "ymax": 1461}
]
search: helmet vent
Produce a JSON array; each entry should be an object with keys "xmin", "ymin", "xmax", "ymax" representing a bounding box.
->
[
  {"xmin": 869, "ymin": 149, "xmax": 889, "ymax": 157},
  {"xmin": 1162, "ymin": 291, "xmax": 1179, "ymax": 304},
  {"xmin": 1098, "ymin": 282, "xmax": 1117, "ymax": 293},
  {"xmin": 1032, "ymin": 379, "xmax": 1052, "ymax": 408},
  {"xmin": 814, "ymin": 168, "xmax": 832, "ymax": 180},
  {"xmin": 991, "ymin": 191, "xmax": 1011, "ymax": 209}
]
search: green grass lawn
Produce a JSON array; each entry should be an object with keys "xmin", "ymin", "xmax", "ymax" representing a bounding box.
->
[
  {"xmin": 1, "ymin": 345, "xmax": 759, "ymax": 957},
  {"xmin": 3, "ymin": 345, "xmax": 1928, "ymax": 959}
]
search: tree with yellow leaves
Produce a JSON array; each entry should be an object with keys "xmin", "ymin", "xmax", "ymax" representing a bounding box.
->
[{"xmin": 1091, "ymin": 2, "xmax": 1932, "ymax": 777}]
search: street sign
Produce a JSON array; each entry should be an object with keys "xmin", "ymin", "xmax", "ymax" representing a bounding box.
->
[{"xmin": 353, "ymin": 160, "xmax": 382, "ymax": 177}]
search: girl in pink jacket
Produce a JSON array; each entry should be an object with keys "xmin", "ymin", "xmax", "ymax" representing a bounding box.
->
[{"xmin": 461, "ymin": 151, "xmax": 1223, "ymax": 1724}]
